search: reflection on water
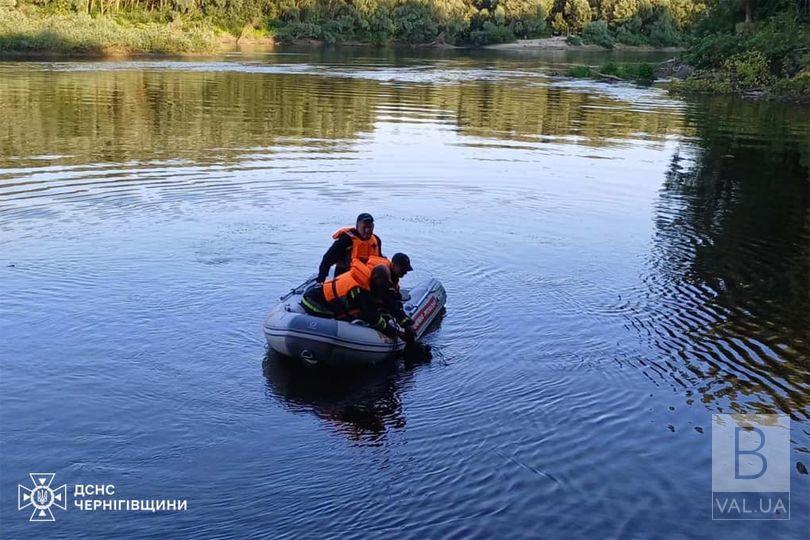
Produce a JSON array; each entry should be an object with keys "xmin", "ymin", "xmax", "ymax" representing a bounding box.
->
[
  {"xmin": 263, "ymin": 353, "xmax": 410, "ymax": 445},
  {"xmin": 637, "ymin": 98, "xmax": 810, "ymax": 418},
  {"xmin": 262, "ymin": 312, "xmax": 444, "ymax": 445},
  {"xmin": 1, "ymin": 49, "xmax": 808, "ymax": 538},
  {"xmin": 0, "ymin": 56, "xmax": 684, "ymax": 163}
]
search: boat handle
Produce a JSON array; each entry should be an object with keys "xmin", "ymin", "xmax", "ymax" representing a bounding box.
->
[
  {"xmin": 411, "ymin": 288, "xmax": 432, "ymax": 309},
  {"xmin": 300, "ymin": 350, "xmax": 317, "ymax": 366},
  {"xmin": 280, "ymin": 274, "xmax": 318, "ymax": 301}
]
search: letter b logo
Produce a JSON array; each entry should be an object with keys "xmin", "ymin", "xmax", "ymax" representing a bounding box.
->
[
  {"xmin": 734, "ymin": 427, "xmax": 767, "ymax": 480},
  {"xmin": 712, "ymin": 414, "xmax": 789, "ymax": 493}
]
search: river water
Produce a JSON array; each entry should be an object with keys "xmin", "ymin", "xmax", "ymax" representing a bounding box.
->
[{"xmin": 0, "ymin": 48, "xmax": 808, "ymax": 538}]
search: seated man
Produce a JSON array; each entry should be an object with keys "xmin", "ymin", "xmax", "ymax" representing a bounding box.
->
[
  {"xmin": 317, "ymin": 213, "xmax": 381, "ymax": 283},
  {"xmin": 302, "ymin": 261, "xmax": 399, "ymax": 338}
]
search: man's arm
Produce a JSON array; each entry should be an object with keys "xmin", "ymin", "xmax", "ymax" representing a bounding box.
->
[
  {"xmin": 381, "ymin": 287, "xmax": 410, "ymax": 326},
  {"xmin": 350, "ymin": 289, "xmax": 391, "ymax": 335},
  {"xmin": 317, "ymin": 235, "xmax": 351, "ymax": 282}
]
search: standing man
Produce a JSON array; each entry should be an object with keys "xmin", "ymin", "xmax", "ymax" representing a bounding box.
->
[{"xmin": 317, "ymin": 213, "xmax": 382, "ymax": 283}]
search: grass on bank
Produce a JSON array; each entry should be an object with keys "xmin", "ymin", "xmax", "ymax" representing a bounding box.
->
[{"xmin": 0, "ymin": 5, "xmax": 220, "ymax": 54}]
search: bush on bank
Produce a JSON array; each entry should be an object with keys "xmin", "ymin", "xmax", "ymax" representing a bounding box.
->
[
  {"xmin": 0, "ymin": 2, "xmax": 218, "ymax": 53},
  {"xmin": 265, "ymin": 0, "xmax": 551, "ymax": 46},
  {"xmin": 672, "ymin": 2, "xmax": 809, "ymax": 101},
  {"xmin": 565, "ymin": 0, "xmax": 706, "ymax": 48}
]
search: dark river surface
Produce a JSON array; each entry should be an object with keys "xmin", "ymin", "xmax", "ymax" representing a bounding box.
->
[{"xmin": 1, "ymin": 47, "xmax": 808, "ymax": 538}]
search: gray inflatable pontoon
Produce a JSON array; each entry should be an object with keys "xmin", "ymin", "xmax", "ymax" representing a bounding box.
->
[{"xmin": 264, "ymin": 276, "xmax": 446, "ymax": 367}]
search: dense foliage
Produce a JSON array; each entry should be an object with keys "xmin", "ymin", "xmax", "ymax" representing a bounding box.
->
[
  {"xmin": 556, "ymin": 0, "xmax": 708, "ymax": 46},
  {"xmin": 566, "ymin": 1, "xmax": 809, "ymax": 99},
  {"xmin": 673, "ymin": 0, "xmax": 810, "ymax": 99},
  {"xmin": 1, "ymin": 0, "xmax": 715, "ymax": 48}
]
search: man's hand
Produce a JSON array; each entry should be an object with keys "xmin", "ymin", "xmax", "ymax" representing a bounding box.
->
[
  {"xmin": 402, "ymin": 324, "xmax": 416, "ymax": 342},
  {"xmin": 382, "ymin": 320, "xmax": 400, "ymax": 338}
]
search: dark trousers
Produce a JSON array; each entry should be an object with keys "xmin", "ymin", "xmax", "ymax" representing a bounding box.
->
[{"xmin": 301, "ymin": 284, "xmax": 335, "ymax": 318}]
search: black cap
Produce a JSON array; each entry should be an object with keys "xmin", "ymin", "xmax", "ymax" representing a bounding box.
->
[
  {"xmin": 356, "ymin": 213, "xmax": 374, "ymax": 223},
  {"xmin": 392, "ymin": 253, "xmax": 413, "ymax": 272}
]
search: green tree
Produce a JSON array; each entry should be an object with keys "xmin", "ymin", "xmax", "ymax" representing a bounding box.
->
[
  {"xmin": 599, "ymin": 0, "xmax": 640, "ymax": 23},
  {"xmin": 564, "ymin": 0, "xmax": 591, "ymax": 31},
  {"xmin": 498, "ymin": 0, "xmax": 551, "ymax": 36},
  {"xmin": 393, "ymin": 0, "xmax": 439, "ymax": 43}
]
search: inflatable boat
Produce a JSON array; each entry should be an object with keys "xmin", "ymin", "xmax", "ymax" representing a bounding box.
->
[{"xmin": 264, "ymin": 276, "xmax": 446, "ymax": 367}]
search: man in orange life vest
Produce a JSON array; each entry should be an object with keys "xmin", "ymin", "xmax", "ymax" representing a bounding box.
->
[
  {"xmin": 365, "ymin": 253, "xmax": 416, "ymax": 340},
  {"xmin": 317, "ymin": 213, "xmax": 381, "ymax": 283},
  {"xmin": 302, "ymin": 260, "xmax": 401, "ymax": 338},
  {"xmin": 366, "ymin": 253, "xmax": 411, "ymax": 290}
]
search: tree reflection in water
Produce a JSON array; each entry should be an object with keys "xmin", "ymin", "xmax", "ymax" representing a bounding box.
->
[{"xmin": 636, "ymin": 96, "xmax": 809, "ymax": 418}]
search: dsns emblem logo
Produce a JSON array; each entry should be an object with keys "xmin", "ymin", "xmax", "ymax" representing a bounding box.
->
[{"xmin": 18, "ymin": 473, "xmax": 68, "ymax": 522}]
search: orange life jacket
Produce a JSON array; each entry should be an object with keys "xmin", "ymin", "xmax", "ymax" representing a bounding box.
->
[
  {"xmin": 332, "ymin": 227, "xmax": 381, "ymax": 263},
  {"xmin": 364, "ymin": 255, "xmax": 390, "ymax": 271},
  {"xmin": 323, "ymin": 259, "xmax": 372, "ymax": 303},
  {"xmin": 365, "ymin": 255, "xmax": 402, "ymax": 293}
]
